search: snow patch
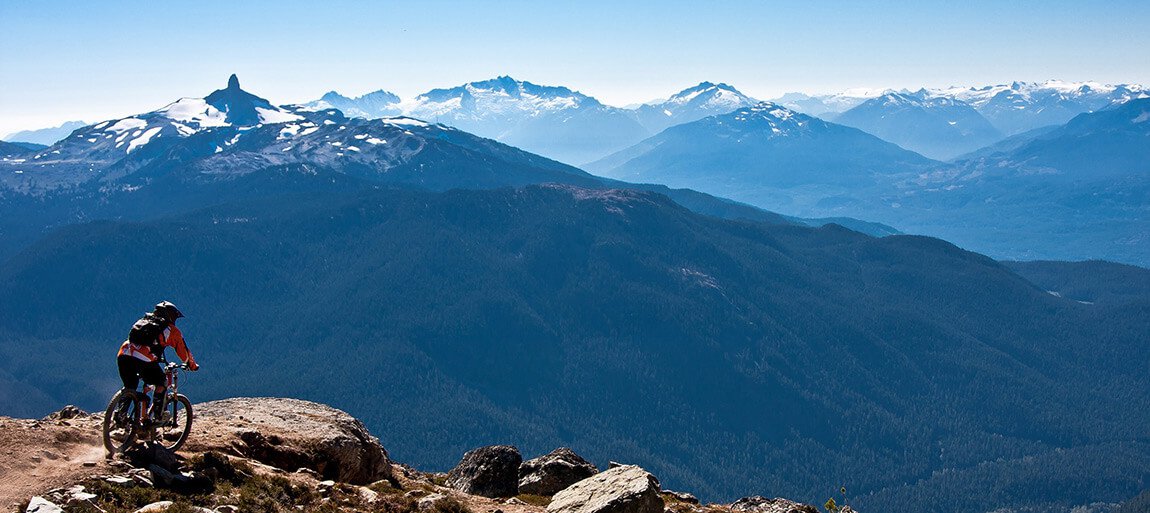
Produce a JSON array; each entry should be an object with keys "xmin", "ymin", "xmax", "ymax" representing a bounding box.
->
[
  {"xmin": 106, "ymin": 118, "xmax": 148, "ymax": 133},
  {"xmin": 384, "ymin": 117, "xmax": 430, "ymax": 127},
  {"xmin": 256, "ymin": 107, "xmax": 304, "ymax": 124},
  {"xmin": 126, "ymin": 126, "xmax": 163, "ymax": 153},
  {"xmin": 157, "ymin": 98, "xmax": 229, "ymax": 128}
]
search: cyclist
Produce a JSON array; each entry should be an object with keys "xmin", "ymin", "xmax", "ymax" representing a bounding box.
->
[{"xmin": 116, "ymin": 301, "xmax": 199, "ymax": 429}]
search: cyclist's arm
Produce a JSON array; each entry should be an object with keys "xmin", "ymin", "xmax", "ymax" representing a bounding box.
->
[{"xmin": 165, "ymin": 324, "xmax": 197, "ymax": 369}]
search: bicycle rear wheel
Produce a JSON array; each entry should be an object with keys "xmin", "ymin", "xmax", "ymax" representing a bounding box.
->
[
  {"xmin": 156, "ymin": 394, "xmax": 193, "ymax": 452},
  {"xmin": 102, "ymin": 389, "xmax": 139, "ymax": 456}
]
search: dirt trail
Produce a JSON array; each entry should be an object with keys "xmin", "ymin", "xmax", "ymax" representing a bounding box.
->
[{"xmin": 0, "ymin": 414, "xmax": 113, "ymax": 512}]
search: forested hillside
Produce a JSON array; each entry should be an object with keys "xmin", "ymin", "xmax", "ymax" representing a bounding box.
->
[{"xmin": 0, "ymin": 183, "xmax": 1146, "ymax": 513}]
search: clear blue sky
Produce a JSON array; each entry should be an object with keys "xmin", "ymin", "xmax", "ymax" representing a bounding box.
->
[{"xmin": 2, "ymin": 0, "xmax": 1148, "ymax": 136}]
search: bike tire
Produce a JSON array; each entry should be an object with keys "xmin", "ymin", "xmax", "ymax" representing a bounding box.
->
[
  {"xmin": 157, "ymin": 394, "xmax": 193, "ymax": 452},
  {"xmin": 102, "ymin": 389, "xmax": 138, "ymax": 456}
]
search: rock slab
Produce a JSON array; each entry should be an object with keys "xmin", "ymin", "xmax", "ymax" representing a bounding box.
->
[
  {"xmin": 446, "ymin": 445, "xmax": 522, "ymax": 498},
  {"xmin": 25, "ymin": 497, "xmax": 63, "ymax": 513},
  {"xmin": 730, "ymin": 496, "xmax": 819, "ymax": 513},
  {"xmin": 546, "ymin": 464, "xmax": 663, "ymax": 513},
  {"xmin": 519, "ymin": 447, "xmax": 598, "ymax": 496},
  {"xmin": 187, "ymin": 397, "xmax": 392, "ymax": 485}
]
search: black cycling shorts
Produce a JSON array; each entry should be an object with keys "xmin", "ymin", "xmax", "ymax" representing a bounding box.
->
[{"xmin": 117, "ymin": 355, "xmax": 165, "ymax": 390}]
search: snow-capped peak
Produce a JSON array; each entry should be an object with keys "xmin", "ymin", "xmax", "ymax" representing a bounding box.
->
[{"xmin": 659, "ymin": 82, "xmax": 757, "ymax": 110}]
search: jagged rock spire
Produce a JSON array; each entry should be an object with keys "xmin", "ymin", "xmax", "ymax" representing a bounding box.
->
[{"xmin": 227, "ymin": 74, "xmax": 240, "ymax": 90}]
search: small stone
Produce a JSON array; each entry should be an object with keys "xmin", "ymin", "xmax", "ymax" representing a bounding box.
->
[
  {"xmin": 105, "ymin": 475, "xmax": 135, "ymax": 486},
  {"xmin": 82, "ymin": 461, "xmax": 97, "ymax": 467}
]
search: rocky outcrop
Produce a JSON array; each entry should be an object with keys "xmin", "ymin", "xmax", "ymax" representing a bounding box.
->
[
  {"xmin": 519, "ymin": 447, "xmax": 598, "ymax": 496},
  {"xmin": 186, "ymin": 398, "xmax": 392, "ymax": 485},
  {"xmin": 730, "ymin": 496, "xmax": 819, "ymax": 513},
  {"xmin": 446, "ymin": 445, "xmax": 522, "ymax": 498},
  {"xmin": 41, "ymin": 406, "xmax": 85, "ymax": 422},
  {"xmin": 546, "ymin": 464, "xmax": 663, "ymax": 513}
]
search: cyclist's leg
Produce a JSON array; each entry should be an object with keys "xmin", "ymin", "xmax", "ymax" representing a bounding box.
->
[
  {"xmin": 116, "ymin": 355, "xmax": 141, "ymax": 391},
  {"xmin": 139, "ymin": 362, "xmax": 166, "ymax": 420}
]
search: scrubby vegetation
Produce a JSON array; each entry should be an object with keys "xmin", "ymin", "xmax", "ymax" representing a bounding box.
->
[{"xmin": 57, "ymin": 451, "xmax": 419, "ymax": 513}]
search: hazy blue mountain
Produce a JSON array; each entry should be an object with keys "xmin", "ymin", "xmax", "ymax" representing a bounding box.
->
[
  {"xmin": 952, "ymin": 124, "xmax": 1061, "ymax": 160},
  {"xmin": 588, "ymin": 98, "xmax": 1149, "ymax": 265},
  {"xmin": 302, "ymin": 89, "xmax": 403, "ymax": 118},
  {"xmin": 0, "ymin": 184, "xmax": 1145, "ymax": 513},
  {"xmin": 834, "ymin": 91, "xmax": 1003, "ymax": 160},
  {"xmin": 587, "ymin": 101, "xmax": 938, "ymax": 191},
  {"xmin": 633, "ymin": 82, "xmax": 759, "ymax": 134},
  {"xmin": 3, "ymin": 120, "xmax": 87, "ymax": 146},
  {"xmin": 950, "ymin": 96, "xmax": 1150, "ymax": 180},
  {"xmin": 394, "ymin": 76, "xmax": 651, "ymax": 165},
  {"xmin": 771, "ymin": 88, "xmax": 896, "ymax": 119},
  {"xmin": 0, "ymin": 140, "xmax": 35, "ymax": 158},
  {"xmin": 910, "ymin": 97, "xmax": 1150, "ymax": 264}
]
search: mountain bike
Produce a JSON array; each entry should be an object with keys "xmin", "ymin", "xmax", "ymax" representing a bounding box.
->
[{"xmin": 102, "ymin": 361, "xmax": 194, "ymax": 456}]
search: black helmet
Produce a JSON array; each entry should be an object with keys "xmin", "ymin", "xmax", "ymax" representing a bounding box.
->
[{"xmin": 154, "ymin": 301, "xmax": 184, "ymax": 322}]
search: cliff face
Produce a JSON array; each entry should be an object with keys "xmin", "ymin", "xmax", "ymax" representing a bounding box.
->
[{"xmin": 3, "ymin": 399, "xmax": 825, "ymax": 513}]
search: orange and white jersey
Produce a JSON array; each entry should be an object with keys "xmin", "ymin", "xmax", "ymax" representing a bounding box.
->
[{"xmin": 117, "ymin": 323, "xmax": 193, "ymax": 363}]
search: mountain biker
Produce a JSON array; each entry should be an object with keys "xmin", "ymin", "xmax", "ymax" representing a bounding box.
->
[{"xmin": 116, "ymin": 301, "xmax": 199, "ymax": 427}]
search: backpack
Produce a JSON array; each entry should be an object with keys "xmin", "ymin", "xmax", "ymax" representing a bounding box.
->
[{"xmin": 128, "ymin": 312, "xmax": 168, "ymax": 351}]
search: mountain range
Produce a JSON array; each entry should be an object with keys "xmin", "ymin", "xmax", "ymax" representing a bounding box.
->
[
  {"xmin": 0, "ymin": 75, "xmax": 854, "ymax": 262},
  {"xmin": 2, "ymin": 120, "xmax": 87, "ymax": 146},
  {"xmin": 301, "ymin": 79, "xmax": 758, "ymax": 165},
  {"xmin": 591, "ymin": 97, "xmax": 1150, "ymax": 265},
  {"xmin": 777, "ymin": 80, "xmax": 1147, "ymax": 136}
]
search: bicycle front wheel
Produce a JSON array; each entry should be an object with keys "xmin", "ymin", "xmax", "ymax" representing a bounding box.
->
[
  {"xmin": 102, "ymin": 389, "xmax": 138, "ymax": 456},
  {"xmin": 156, "ymin": 394, "xmax": 193, "ymax": 452}
]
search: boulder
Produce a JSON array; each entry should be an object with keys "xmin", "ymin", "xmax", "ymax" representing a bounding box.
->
[
  {"xmin": 186, "ymin": 398, "xmax": 392, "ymax": 485},
  {"xmin": 546, "ymin": 465, "xmax": 663, "ymax": 513},
  {"xmin": 519, "ymin": 447, "xmax": 598, "ymax": 496},
  {"xmin": 446, "ymin": 445, "xmax": 522, "ymax": 498},
  {"xmin": 730, "ymin": 496, "xmax": 819, "ymax": 513},
  {"xmin": 124, "ymin": 444, "xmax": 180, "ymax": 473}
]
